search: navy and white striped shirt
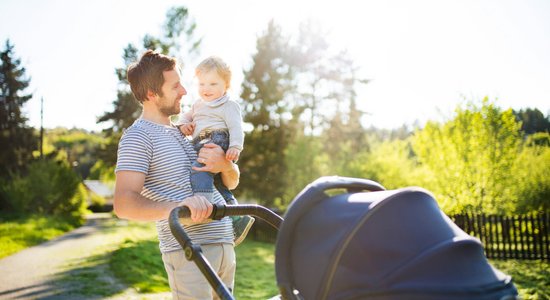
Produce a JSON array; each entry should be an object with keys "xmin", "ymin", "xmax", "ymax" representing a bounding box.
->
[{"xmin": 115, "ymin": 119, "xmax": 233, "ymax": 253}]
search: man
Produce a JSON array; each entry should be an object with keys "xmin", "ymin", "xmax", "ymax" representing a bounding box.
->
[{"xmin": 114, "ymin": 50, "xmax": 239, "ymax": 299}]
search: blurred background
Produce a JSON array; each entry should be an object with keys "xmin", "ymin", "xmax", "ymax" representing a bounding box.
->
[
  {"xmin": 1, "ymin": 2, "xmax": 548, "ymax": 298},
  {"xmin": 0, "ymin": 0, "xmax": 548, "ymax": 217}
]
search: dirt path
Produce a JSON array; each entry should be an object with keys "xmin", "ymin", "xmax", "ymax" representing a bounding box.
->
[{"xmin": 0, "ymin": 213, "xmax": 170, "ymax": 299}]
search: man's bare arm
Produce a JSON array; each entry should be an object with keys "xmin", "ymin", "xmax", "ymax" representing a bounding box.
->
[{"xmin": 114, "ymin": 170, "xmax": 212, "ymax": 222}]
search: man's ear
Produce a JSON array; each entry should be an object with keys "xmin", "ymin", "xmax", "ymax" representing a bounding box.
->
[{"xmin": 146, "ymin": 90, "xmax": 157, "ymax": 102}]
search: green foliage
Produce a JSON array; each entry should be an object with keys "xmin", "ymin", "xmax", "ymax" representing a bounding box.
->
[
  {"xmin": 282, "ymin": 134, "xmax": 329, "ymax": 207},
  {"xmin": 350, "ymin": 139, "xmax": 426, "ymax": 190},
  {"xmin": 43, "ymin": 127, "xmax": 104, "ymax": 179},
  {"xmin": 238, "ymin": 21, "xmax": 295, "ymax": 207},
  {"xmin": 0, "ymin": 159, "xmax": 88, "ymax": 219},
  {"xmin": 514, "ymin": 107, "xmax": 550, "ymax": 135},
  {"xmin": 412, "ymin": 98, "xmax": 522, "ymax": 214},
  {"xmin": 321, "ymin": 105, "xmax": 368, "ymax": 176},
  {"xmin": 491, "ymin": 260, "xmax": 549, "ymax": 300},
  {"xmin": 89, "ymin": 159, "xmax": 115, "ymax": 182},
  {"xmin": 238, "ymin": 20, "xmax": 370, "ymax": 207},
  {"xmin": 0, "ymin": 40, "xmax": 37, "ymax": 177},
  {"xmin": 0, "ymin": 212, "xmax": 78, "ymax": 259},
  {"xmin": 512, "ymin": 132, "xmax": 550, "ymax": 213}
]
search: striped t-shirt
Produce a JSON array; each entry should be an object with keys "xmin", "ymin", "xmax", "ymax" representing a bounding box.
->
[{"xmin": 115, "ymin": 118, "xmax": 233, "ymax": 253}]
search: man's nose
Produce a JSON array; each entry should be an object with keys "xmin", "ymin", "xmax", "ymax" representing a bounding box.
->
[{"xmin": 179, "ymin": 86, "xmax": 187, "ymax": 96}]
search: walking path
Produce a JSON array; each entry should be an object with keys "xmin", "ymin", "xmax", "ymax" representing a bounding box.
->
[{"xmin": 0, "ymin": 213, "xmax": 170, "ymax": 299}]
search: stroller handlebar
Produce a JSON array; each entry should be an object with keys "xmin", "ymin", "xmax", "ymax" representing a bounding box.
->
[
  {"xmin": 310, "ymin": 176, "xmax": 386, "ymax": 193},
  {"xmin": 171, "ymin": 203, "xmax": 283, "ymax": 229},
  {"xmin": 169, "ymin": 204, "xmax": 283, "ymax": 300}
]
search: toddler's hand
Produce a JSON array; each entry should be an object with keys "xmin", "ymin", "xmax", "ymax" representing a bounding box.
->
[
  {"xmin": 179, "ymin": 123, "xmax": 195, "ymax": 136},
  {"xmin": 226, "ymin": 148, "xmax": 241, "ymax": 162}
]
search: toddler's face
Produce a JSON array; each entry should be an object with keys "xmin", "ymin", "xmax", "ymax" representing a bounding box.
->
[{"xmin": 197, "ymin": 69, "xmax": 227, "ymax": 102}]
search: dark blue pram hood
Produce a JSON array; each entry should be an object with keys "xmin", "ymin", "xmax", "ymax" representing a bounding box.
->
[{"xmin": 274, "ymin": 176, "xmax": 518, "ymax": 300}]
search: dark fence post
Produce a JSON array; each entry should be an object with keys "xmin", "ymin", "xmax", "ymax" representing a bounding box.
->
[
  {"xmin": 543, "ymin": 212, "xmax": 550, "ymax": 260},
  {"xmin": 535, "ymin": 212, "xmax": 542, "ymax": 259}
]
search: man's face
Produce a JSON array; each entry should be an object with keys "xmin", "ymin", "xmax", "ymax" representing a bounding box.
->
[{"xmin": 156, "ymin": 69, "xmax": 186, "ymax": 116}]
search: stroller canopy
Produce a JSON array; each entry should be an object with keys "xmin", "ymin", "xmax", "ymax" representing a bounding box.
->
[{"xmin": 275, "ymin": 176, "xmax": 518, "ymax": 300}]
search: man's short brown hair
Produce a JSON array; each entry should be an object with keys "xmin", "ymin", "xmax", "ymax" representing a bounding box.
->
[{"xmin": 127, "ymin": 50, "xmax": 177, "ymax": 103}]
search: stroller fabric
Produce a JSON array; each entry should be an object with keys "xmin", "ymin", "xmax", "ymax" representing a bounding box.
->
[{"xmin": 275, "ymin": 176, "xmax": 518, "ymax": 300}]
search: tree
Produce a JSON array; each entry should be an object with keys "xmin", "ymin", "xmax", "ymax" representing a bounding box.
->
[
  {"xmin": 97, "ymin": 6, "xmax": 201, "ymax": 166},
  {"xmin": 513, "ymin": 132, "xmax": 550, "ymax": 213},
  {"xmin": 320, "ymin": 54, "xmax": 370, "ymax": 175},
  {"xmin": 412, "ymin": 98, "xmax": 522, "ymax": 214},
  {"xmin": 514, "ymin": 107, "xmax": 550, "ymax": 135},
  {"xmin": 0, "ymin": 40, "xmax": 36, "ymax": 176},
  {"xmin": 238, "ymin": 20, "xmax": 373, "ymax": 206},
  {"xmin": 237, "ymin": 20, "xmax": 296, "ymax": 207}
]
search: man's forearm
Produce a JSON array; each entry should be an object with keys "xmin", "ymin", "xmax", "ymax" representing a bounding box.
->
[
  {"xmin": 114, "ymin": 190, "xmax": 179, "ymax": 221},
  {"xmin": 221, "ymin": 162, "xmax": 240, "ymax": 190}
]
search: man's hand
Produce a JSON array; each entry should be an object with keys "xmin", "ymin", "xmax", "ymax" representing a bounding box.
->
[
  {"xmin": 194, "ymin": 143, "xmax": 240, "ymax": 190},
  {"xmin": 194, "ymin": 143, "xmax": 233, "ymax": 173},
  {"xmin": 180, "ymin": 195, "xmax": 213, "ymax": 223},
  {"xmin": 178, "ymin": 123, "xmax": 195, "ymax": 136}
]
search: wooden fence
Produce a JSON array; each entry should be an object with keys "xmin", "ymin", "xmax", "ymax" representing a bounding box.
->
[
  {"xmin": 249, "ymin": 211, "xmax": 550, "ymax": 260},
  {"xmin": 450, "ymin": 212, "xmax": 549, "ymax": 260}
]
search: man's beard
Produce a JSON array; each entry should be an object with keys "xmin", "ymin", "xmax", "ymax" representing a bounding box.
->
[{"xmin": 158, "ymin": 99, "xmax": 180, "ymax": 116}]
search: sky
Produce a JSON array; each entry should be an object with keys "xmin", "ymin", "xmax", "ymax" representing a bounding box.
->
[{"xmin": 1, "ymin": 0, "xmax": 549, "ymax": 132}]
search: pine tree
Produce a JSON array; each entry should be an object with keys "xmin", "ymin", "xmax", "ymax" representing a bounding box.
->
[
  {"xmin": 237, "ymin": 21, "xmax": 296, "ymax": 207},
  {"xmin": 0, "ymin": 40, "xmax": 36, "ymax": 176}
]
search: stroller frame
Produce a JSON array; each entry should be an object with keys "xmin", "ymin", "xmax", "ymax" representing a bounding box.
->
[{"xmin": 169, "ymin": 204, "xmax": 283, "ymax": 300}]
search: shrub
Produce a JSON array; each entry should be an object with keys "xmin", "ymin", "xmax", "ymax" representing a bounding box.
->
[{"xmin": 0, "ymin": 159, "xmax": 88, "ymax": 222}]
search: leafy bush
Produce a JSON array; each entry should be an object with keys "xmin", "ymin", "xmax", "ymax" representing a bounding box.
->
[
  {"xmin": 0, "ymin": 159, "xmax": 88, "ymax": 221},
  {"xmin": 512, "ymin": 132, "xmax": 550, "ymax": 213},
  {"xmin": 88, "ymin": 159, "xmax": 115, "ymax": 182},
  {"xmin": 412, "ymin": 99, "xmax": 522, "ymax": 214}
]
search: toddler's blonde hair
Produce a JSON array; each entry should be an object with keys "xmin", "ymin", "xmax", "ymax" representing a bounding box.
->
[{"xmin": 195, "ymin": 56, "xmax": 232, "ymax": 89}]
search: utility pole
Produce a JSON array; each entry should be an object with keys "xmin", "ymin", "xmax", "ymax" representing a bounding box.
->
[{"xmin": 40, "ymin": 96, "xmax": 44, "ymax": 159}]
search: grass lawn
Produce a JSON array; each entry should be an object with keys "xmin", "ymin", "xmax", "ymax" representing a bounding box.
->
[
  {"xmin": 109, "ymin": 226, "xmax": 279, "ymax": 299},
  {"xmin": 490, "ymin": 259, "xmax": 549, "ymax": 300},
  {"xmin": 0, "ymin": 212, "xmax": 80, "ymax": 259}
]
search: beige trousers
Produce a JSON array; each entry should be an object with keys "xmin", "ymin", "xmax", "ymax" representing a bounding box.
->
[{"xmin": 162, "ymin": 243, "xmax": 236, "ymax": 300}]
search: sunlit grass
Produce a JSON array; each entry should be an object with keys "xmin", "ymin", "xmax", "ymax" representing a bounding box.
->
[
  {"xmin": 0, "ymin": 212, "xmax": 78, "ymax": 259},
  {"xmin": 490, "ymin": 259, "xmax": 549, "ymax": 300},
  {"xmin": 108, "ymin": 226, "xmax": 279, "ymax": 299},
  {"xmin": 234, "ymin": 240, "xmax": 278, "ymax": 300},
  {"xmin": 110, "ymin": 238, "xmax": 170, "ymax": 293}
]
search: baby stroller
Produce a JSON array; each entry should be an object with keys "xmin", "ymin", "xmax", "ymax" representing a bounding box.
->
[{"xmin": 169, "ymin": 176, "xmax": 518, "ymax": 300}]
